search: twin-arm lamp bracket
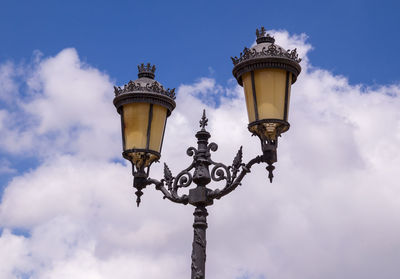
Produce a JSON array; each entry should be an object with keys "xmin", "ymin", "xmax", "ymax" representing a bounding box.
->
[
  {"xmin": 115, "ymin": 27, "xmax": 301, "ymax": 278},
  {"xmin": 132, "ymin": 109, "xmax": 278, "ymax": 207}
]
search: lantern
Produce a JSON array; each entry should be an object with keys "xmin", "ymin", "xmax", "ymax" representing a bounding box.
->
[
  {"xmin": 113, "ymin": 63, "xmax": 176, "ymax": 175},
  {"xmin": 232, "ymin": 27, "xmax": 301, "ymax": 181}
]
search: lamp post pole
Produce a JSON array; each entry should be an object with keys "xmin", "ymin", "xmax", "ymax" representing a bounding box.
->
[
  {"xmin": 145, "ymin": 110, "xmax": 268, "ymax": 279},
  {"xmin": 143, "ymin": 108, "xmax": 278, "ymax": 278},
  {"xmin": 113, "ymin": 27, "xmax": 302, "ymax": 278}
]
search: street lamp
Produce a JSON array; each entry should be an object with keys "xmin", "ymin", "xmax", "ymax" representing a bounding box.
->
[
  {"xmin": 113, "ymin": 63, "xmax": 176, "ymax": 204},
  {"xmin": 113, "ymin": 27, "xmax": 301, "ymax": 279},
  {"xmin": 232, "ymin": 26, "xmax": 301, "ymax": 182}
]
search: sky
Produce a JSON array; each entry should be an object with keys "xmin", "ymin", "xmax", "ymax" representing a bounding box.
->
[{"xmin": 1, "ymin": 1, "xmax": 400, "ymax": 279}]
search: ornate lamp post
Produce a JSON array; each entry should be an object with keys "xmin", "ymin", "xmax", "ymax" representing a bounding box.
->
[{"xmin": 113, "ymin": 27, "xmax": 301, "ymax": 279}]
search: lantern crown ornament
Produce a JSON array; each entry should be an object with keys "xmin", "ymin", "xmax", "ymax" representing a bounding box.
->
[
  {"xmin": 255, "ymin": 26, "xmax": 275, "ymax": 44},
  {"xmin": 232, "ymin": 27, "xmax": 302, "ymax": 181},
  {"xmin": 137, "ymin": 63, "xmax": 156, "ymax": 79},
  {"xmin": 114, "ymin": 64, "xmax": 176, "ymax": 100},
  {"xmin": 232, "ymin": 27, "xmax": 301, "ymax": 84},
  {"xmin": 113, "ymin": 64, "xmax": 176, "ymax": 205}
]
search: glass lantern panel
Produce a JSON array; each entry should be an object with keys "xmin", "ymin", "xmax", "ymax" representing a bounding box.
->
[
  {"xmin": 149, "ymin": 104, "xmax": 167, "ymax": 152},
  {"xmin": 122, "ymin": 102, "xmax": 150, "ymax": 151},
  {"xmin": 242, "ymin": 72, "xmax": 256, "ymax": 123},
  {"xmin": 254, "ymin": 68, "xmax": 288, "ymax": 121},
  {"xmin": 285, "ymin": 73, "xmax": 292, "ymax": 121}
]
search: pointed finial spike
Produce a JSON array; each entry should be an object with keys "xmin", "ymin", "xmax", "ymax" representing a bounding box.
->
[
  {"xmin": 199, "ymin": 109, "xmax": 208, "ymax": 130},
  {"xmin": 266, "ymin": 164, "xmax": 275, "ymax": 183},
  {"xmin": 135, "ymin": 189, "xmax": 143, "ymax": 207}
]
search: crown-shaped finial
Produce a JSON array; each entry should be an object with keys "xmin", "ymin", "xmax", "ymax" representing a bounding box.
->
[
  {"xmin": 256, "ymin": 27, "xmax": 266, "ymax": 38},
  {"xmin": 256, "ymin": 27, "xmax": 275, "ymax": 44},
  {"xmin": 137, "ymin": 63, "xmax": 156, "ymax": 79}
]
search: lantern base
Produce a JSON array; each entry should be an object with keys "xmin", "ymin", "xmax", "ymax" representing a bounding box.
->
[
  {"xmin": 261, "ymin": 139, "xmax": 277, "ymax": 183},
  {"xmin": 123, "ymin": 149, "xmax": 160, "ymax": 169},
  {"xmin": 248, "ymin": 119, "xmax": 289, "ymax": 141},
  {"xmin": 248, "ymin": 119, "xmax": 288, "ymax": 183},
  {"xmin": 123, "ymin": 149, "xmax": 161, "ymax": 206}
]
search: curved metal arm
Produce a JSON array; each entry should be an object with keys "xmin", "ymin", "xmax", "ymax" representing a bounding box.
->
[
  {"xmin": 146, "ymin": 177, "xmax": 189, "ymax": 205},
  {"xmin": 208, "ymin": 154, "xmax": 264, "ymax": 200},
  {"xmin": 125, "ymin": 110, "xmax": 283, "ymax": 279},
  {"xmin": 145, "ymin": 145, "xmax": 267, "ymax": 205},
  {"xmin": 131, "ymin": 110, "xmax": 276, "ymax": 207}
]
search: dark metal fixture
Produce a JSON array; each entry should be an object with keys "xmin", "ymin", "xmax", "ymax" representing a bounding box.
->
[{"xmin": 113, "ymin": 27, "xmax": 301, "ymax": 279}]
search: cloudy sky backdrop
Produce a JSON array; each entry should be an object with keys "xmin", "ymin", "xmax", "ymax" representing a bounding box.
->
[{"xmin": 1, "ymin": 1, "xmax": 400, "ymax": 279}]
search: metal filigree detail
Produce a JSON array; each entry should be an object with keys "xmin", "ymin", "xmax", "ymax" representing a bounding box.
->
[
  {"xmin": 163, "ymin": 163, "xmax": 174, "ymax": 191},
  {"xmin": 175, "ymin": 168, "xmax": 194, "ymax": 188},
  {"xmin": 231, "ymin": 44, "xmax": 301, "ymax": 65},
  {"xmin": 114, "ymin": 80, "xmax": 176, "ymax": 99},
  {"xmin": 130, "ymin": 110, "xmax": 284, "ymax": 279},
  {"xmin": 211, "ymin": 163, "xmax": 230, "ymax": 183},
  {"xmin": 230, "ymin": 146, "xmax": 244, "ymax": 181}
]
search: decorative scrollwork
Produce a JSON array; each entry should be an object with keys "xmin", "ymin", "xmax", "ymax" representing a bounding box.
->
[
  {"xmin": 175, "ymin": 170, "xmax": 193, "ymax": 188},
  {"xmin": 131, "ymin": 109, "xmax": 279, "ymax": 279},
  {"xmin": 114, "ymin": 80, "xmax": 176, "ymax": 99},
  {"xmin": 187, "ymin": 147, "xmax": 198, "ymax": 157},
  {"xmin": 210, "ymin": 163, "xmax": 231, "ymax": 184},
  {"xmin": 207, "ymin": 142, "xmax": 218, "ymax": 153},
  {"xmin": 144, "ymin": 110, "xmax": 270, "ymax": 206},
  {"xmin": 231, "ymin": 42, "xmax": 302, "ymax": 65}
]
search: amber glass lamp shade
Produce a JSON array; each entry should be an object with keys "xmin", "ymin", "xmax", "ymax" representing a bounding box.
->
[
  {"xmin": 113, "ymin": 64, "xmax": 176, "ymax": 170},
  {"xmin": 121, "ymin": 102, "xmax": 168, "ymax": 168},
  {"xmin": 242, "ymin": 68, "xmax": 292, "ymax": 140}
]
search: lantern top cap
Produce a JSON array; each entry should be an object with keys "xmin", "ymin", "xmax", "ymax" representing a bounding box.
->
[
  {"xmin": 138, "ymin": 63, "xmax": 156, "ymax": 79},
  {"xmin": 256, "ymin": 27, "xmax": 275, "ymax": 44},
  {"xmin": 231, "ymin": 27, "xmax": 302, "ymax": 85},
  {"xmin": 113, "ymin": 63, "xmax": 176, "ymax": 100},
  {"xmin": 231, "ymin": 27, "xmax": 301, "ymax": 66}
]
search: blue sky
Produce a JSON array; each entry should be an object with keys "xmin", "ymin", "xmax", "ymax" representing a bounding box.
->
[
  {"xmin": 1, "ymin": 0, "xmax": 400, "ymax": 88},
  {"xmin": 1, "ymin": 1, "xmax": 400, "ymax": 279}
]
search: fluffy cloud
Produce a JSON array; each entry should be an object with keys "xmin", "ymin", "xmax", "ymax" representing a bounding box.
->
[
  {"xmin": 0, "ymin": 48, "xmax": 120, "ymax": 159},
  {"xmin": 1, "ymin": 30, "xmax": 400, "ymax": 279}
]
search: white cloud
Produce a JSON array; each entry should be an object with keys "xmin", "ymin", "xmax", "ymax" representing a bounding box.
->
[
  {"xmin": 1, "ymin": 30, "xmax": 400, "ymax": 279},
  {"xmin": 0, "ymin": 48, "xmax": 120, "ymax": 160}
]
